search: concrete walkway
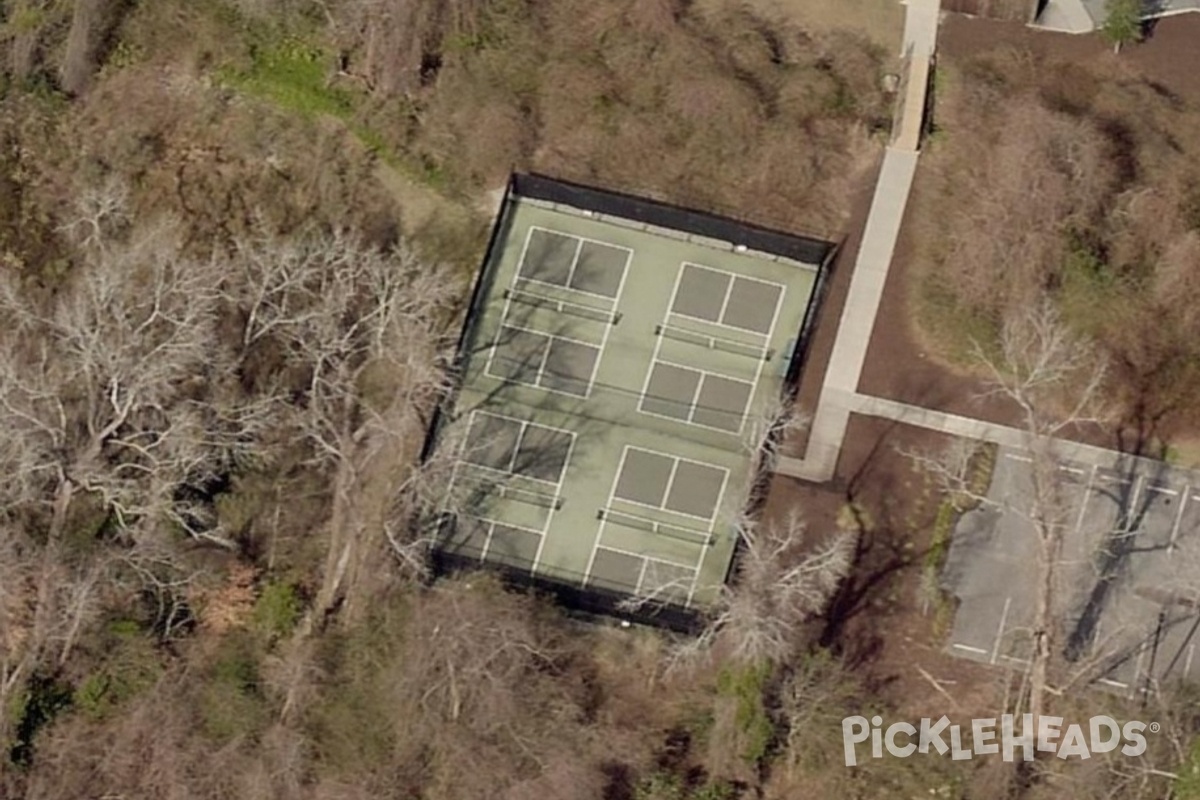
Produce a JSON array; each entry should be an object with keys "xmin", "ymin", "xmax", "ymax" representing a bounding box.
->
[
  {"xmin": 845, "ymin": 394, "xmax": 1164, "ymax": 473},
  {"xmin": 776, "ymin": 0, "xmax": 939, "ymax": 482},
  {"xmin": 773, "ymin": 2, "xmax": 1180, "ymax": 484},
  {"xmin": 901, "ymin": 0, "xmax": 942, "ymax": 55}
]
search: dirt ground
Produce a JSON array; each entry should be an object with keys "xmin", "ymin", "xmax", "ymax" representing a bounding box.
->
[
  {"xmin": 764, "ymin": 414, "xmax": 1003, "ymax": 717},
  {"xmin": 857, "ymin": 13, "xmax": 1200, "ymax": 448},
  {"xmin": 720, "ymin": 0, "xmax": 904, "ymax": 52},
  {"xmin": 783, "ymin": 150, "xmax": 882, "ymax": 457},
  {"xmin": 941, "ymin": 13, "xmax": 1200, "ymax": 105},
  {"xmin": 762, "ymin": 14, "xmax": 1200, "ymax": 715},
  {"xmin": 761, "ymin": 153, "xmax": 1002, "ymax": 713}
]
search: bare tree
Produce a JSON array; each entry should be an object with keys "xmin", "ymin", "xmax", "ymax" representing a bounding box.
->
[
  {"xmin": 0, "ymin": 194, "xmax": 227, "ymax": 731},
  {"xmin": 978, "ymin": 299, "xmax": 1110, "ymax": 723},
  {"xmin": 740, "ymin": 392, "xmax": 809, "ymax": 470},
  {"xmin": 908, "ymin": 298, "xmax": 1109, "ymax": 723},
  {"xmin": 3, "ymin": 0, "xmax": 54, "ymax": 80},
  {"xmin": 330, "ymin": 0, "xmax": 488, "ymax": 96},
  {"xmin": 703, "ymin": 512, "xmax": 855, "ymax": 667},
  {"xmin": 940, "ymin": 98, "xmax": 1114, "ymax": 316},
  {"xmin": 60, "ymin": 0, "xmax": 109, "ymax": 95},
  {"xmin": 225, "ymin": 231, "xmax": 460, "ymax": 625}
]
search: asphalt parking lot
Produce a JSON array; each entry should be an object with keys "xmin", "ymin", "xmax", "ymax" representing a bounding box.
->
[{"xmin": 943, "ymin": 448, "xmax": 1200, "ymax": 694}]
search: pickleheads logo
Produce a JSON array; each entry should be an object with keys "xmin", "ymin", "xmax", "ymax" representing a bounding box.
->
[{"xmin": 842, "ymin": 714, "xmax": 1156, "ymax": 766}]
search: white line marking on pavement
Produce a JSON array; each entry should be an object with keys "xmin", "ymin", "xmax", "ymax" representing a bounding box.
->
[{"xmin": 991, "ymin": 596, "xmax": 1012, "ymax": 666}]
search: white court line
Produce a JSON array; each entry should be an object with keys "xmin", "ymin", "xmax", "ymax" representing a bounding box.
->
[
  {"xmin": 463, "ymin": 409, "xmax": 576, "ymax": 483},
  {"xmin": 672, "ymin": 262, "xmax": 785, "ymax": 335},
  {"xmin": 744, "ymin": 269, "xmax": 785, "ymax": 444},
  {"xmin": 584, "ymin": 243, "xmax": 633, "ymax": 403},
  {"xmin": 634, "ymin": 557, "xmax": 649, "ymax": 594},
  {"xmin": 661, "ymin": 457, "xmax": 683, "ymax": 517},
  {"xmin": 528, "ymin": 419, "xmax": 579, "ymax": 574},
  {"xmin": 508, "ymin": 284, "xmax": 614, "ymax": 322},
  {"xmin": 519, "ymin": 225, "xmax": 632, "ymax": 302},
  {"xmin": 991, "ymin": 596, "xmax": 1012, "ymax": 666},
  {"xmin": 640, "ymin": 555, "xmax": 700, "ymax": 598},
  {"xmin": 587, "ymin": 445, "xmax": 725, "ymax": 605},
  {"xmin": 482, "ymin": 259, "xmax": 525, "ymax": 391},
  {"xmin": 631, "ymin": 266, "xmax": 687, "ymax": 408},
  {"xmin": 484, "ymin": 322, "xmax": 601, "ymax": 399},
  {"xmin": 595, "ymin": 542, "xmax": 695, "ymax": 572},
  {"xmin": 1093, "ymin": 470, "xmax": 1134, "ymax": 487},
  {"xmin": 498, "ymin": 320, "xmax": 600, "ymax": 351},
  {"xmin": 593, "ymin": 538, "xmax": 700, "ymax": 597},
  {"xmin": 685, "ymin": 467, "xmax": 728, "ymax": 606},
  {"xmin": 582, "ymin": 446, "xmax": 631, "ymax": 587},
  {"xmin": 610, "ymin": 445, "xmax": 730, "ymax": 523},
  {"xmin": 952, "ymin": 643, "xmax": 989, "ymax": 655},
  {"xmin": 638, "ymin": 359, "xmax": 754, "ymax": 436}
]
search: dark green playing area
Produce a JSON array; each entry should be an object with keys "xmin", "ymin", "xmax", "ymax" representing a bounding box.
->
[{"xmin": 434, "ymin": 179, "xmax": 826, "ymax": 609}]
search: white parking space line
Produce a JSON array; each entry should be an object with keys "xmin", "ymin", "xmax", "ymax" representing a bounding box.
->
[
  {"xmin": 1131, "ymin": 648, "xmax": 1148, "ymax": 698},
  {"xmin": 991, "ymin": 596, "xmax": 1012, "ymax": 666},
  {"xmin": 1167, "ymin": 484, "xmax": 1190, "ymax": 551},
  {"xmin": 1068, "ymin": 464, "xmax": 1098, "ymax": 549},
  {"xmin": 999, "ymin": 654, "xmax": 1031, "ymax": 667}
]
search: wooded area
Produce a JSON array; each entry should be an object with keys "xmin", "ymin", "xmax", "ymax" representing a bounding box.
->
[
  {"xmin": 0, "ymin": 1, "xmax": 1198, "ymax": 798},
  {"xmin": 912, "ymin": 39, "xmax": 1200, "ymax": 453}
]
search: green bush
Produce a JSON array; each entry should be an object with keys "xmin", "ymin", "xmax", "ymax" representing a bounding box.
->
[
  {"xmin": 198, "ymin": 632, "xmax": 269, "ymax": 743},
  {"xmin": 73, "ymin": 625, "xmax": 162, "ymax": 720},
  {"xmin": 224, "ymin": 36, "xmax": 353, "ymax": 119},
  {"xmin": 635, "ymin": 773, "xmax": 686, "ymax": 800},
  {"xmin": 633, "ymin": 773, "xmax": 736, "ymax": 800},
  {"xmin": 8, "ymin": 675, "xmax": 72, "ymax": 767},
  {"xmin": 1175, "ymin": 737, "xmax": 1200, "ymax": 799},
  {"xmin": 716, "ymin": 661, "xmax": 773, "ymax": 767},
  {"xmin": 915, "ymin": 276, "xmax": 1001, "ymax": 366},
  {"xmin": 253, "ymin": 580, "xmax": 302, "ymax": 639}
]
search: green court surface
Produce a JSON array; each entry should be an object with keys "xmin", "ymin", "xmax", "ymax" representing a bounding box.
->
[{"xmin": 435, "ymin": 180, "xmax": 825, "ymax": 610}]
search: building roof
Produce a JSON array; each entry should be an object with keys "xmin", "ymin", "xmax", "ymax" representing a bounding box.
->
[{"xmin": 1036, "ymin": 0, "xmax": 1200, "ymax": 33}]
